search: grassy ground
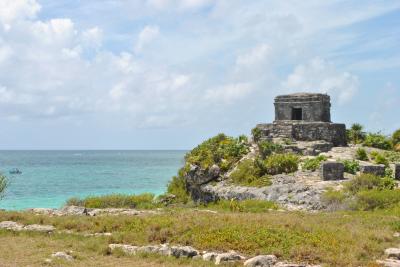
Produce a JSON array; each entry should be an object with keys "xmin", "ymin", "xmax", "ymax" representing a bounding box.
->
[{"xmin": 1, "ymin": 207, "xmax": 400, "ymax": 266}]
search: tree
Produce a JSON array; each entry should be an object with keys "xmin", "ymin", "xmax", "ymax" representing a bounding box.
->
[
  {"xmin": 392, "ymin": 129, "xmax": 400, "ymax": 146},
  {"xmin": 0, "ymin": 174, "xmax": 8, "ymax": 200},
  {"xmin": 347, "ymin": 123, "xmax": 366, "ymax": 144}
]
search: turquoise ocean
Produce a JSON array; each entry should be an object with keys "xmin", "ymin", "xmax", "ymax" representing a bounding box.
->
[{"xmin": 0, "ymin": 151, "xmax": 186, "ymax": 210}]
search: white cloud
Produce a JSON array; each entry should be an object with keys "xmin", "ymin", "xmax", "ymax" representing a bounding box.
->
[
  {"xmin": 282, "ymin": 58, "xmax": 359, "ymax": 104},
  {"xmin": 205, "ymin": 83, "xmax": 254, "ymax": 104},
  {"xmin": 236, "ymin": 44, "xmax": 271, "ymax": 68},
  {"xmin": 81, "ymin": 27, "xmax": 103, "ymax": 49},
  {"xmin": 0, "ymin": 0, "xmax": 40, "ymax": 29},
  {"xmin": 134, "ymin": 25, "xmax": 160, "ymax": 53}
]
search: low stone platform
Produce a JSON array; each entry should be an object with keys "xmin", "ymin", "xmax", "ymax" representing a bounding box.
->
[{"xmin": 256, "ymin": 121, "xmax": 346, "ymax": 147}]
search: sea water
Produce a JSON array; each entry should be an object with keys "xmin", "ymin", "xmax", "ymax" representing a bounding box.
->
[{"xmin": 0, "ymin": 150, "xmax": 186, "ymax": 210}]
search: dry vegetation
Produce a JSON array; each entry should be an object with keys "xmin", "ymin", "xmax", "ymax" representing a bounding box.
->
[{"xmin": 1, "ymin": 207, "xmax": 400, "ymax": 266}]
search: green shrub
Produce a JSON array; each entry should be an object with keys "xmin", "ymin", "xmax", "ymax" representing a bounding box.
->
[
  {"xmin": 265, "ymin": 153, "xmax": 299, "ymax": 175},
  {"xmin": 321, "ymin": 188, "xmax": 347, "ymax": 209},
  {"xmin": 347, "ymin": 123, "xmax": 366, "ymax": 144},
  {"xmin": 363, "ymin": 132, "xmax": 393, "ymax": 150},
  {"xmin": 392, "ymin": 129, "xmax": 400, "ymax": 146},
  {"xmin": 383, "ymin": 150, "xmax": 400, "ymax": 163},
  {"xmin": 258, "ymin": 140, "xmax": 283, "ymax": 159},
  {"xmin": 184, "ymin": 133, "xmax": 250, "ymax": 172},
  {"xmin": 345, "ymin": 174, "xmax": 394, "ymax": 194},
  {"xmin": 341, "ymin": 160, "xmax": 360, "ymax": 174},
  {"xmin": 354, "ymin": 189, "xmax": 400, "ymax": 210},
  {"xmin": 374, "ymin": 153, "xmax": 389, "ymax": 167},
  {"xmin": 0, "ymin": 174, "xmax": 7, "ymax": 199},
  {"xmin": 166, "ymin": 176, "xmax": 190, "ymax": 204},
  {"xmin": 302, "ymin": 155, "xmax": 327, "ymax": 171},
  {"xmin": 230, "ymin": 159, "xmax": 271, "ymax": 187},
  {"xmin": 251, "ymin": 127, "xmax": 262, "ymax": 143},
  {"xmin": 355, "ymin": 148, "xmax": 368, "ymax": 161},
  {"xmin": 66, "ymin": 193, "xmax": 159, "ymax": 209}
]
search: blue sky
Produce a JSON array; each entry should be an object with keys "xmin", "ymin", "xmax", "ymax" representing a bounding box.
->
[{"xmin": 0, "ymin": 0, "xmax": 399, "ymax": 149}]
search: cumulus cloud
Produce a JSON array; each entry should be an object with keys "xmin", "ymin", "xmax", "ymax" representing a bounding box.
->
[
  {"xmin": 205, "ymin": 83, "xmax": 254, "ymax": 104},
  {"xmin": 282, "ymin": 58, "xmax": 359, "ymax": 104},
  {"xmin": 236, "ymin": 44, "xmax": 271, "ymax": 68},
  {"xmin": 134, "ymin": 25, "xmax": 160, "ymax": 53},
  {"xmin": 0, "ymin": 0, "xmax": 40, "ymax": 29}
]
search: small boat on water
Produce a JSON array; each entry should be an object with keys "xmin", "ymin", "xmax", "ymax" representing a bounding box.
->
[{"xmin": 9, "ymin": 168, "xmax": 22, "ymax": 174}]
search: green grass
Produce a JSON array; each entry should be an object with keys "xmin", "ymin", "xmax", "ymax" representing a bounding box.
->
[
  {"xmin": 302, "ymin": 155, "xmax": 327, "ymax": 171},
  {"xmin": 204, "ymin": 199, "xmax": 279, "ymax": 213},
  {"xmin": 354, "ymin": 190, "xmax": 400, "ymax": 210},
  {"xmin": 264, "ymin": 153, "xmax": 299, "ymax": 175},
  {"xmin": 0, "ymin": 208, "xmax": 399, "ymax": 266},
  {"xmin": 66, "ymin": 193, "xmax": 160, "ymax": 209}
]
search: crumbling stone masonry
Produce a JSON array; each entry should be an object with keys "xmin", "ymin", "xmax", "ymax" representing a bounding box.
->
[
  {"xmin": 394, "ymin": 164, "xmax": 400, "ymax": 180},
  {"xmin": 256, "ymin": 93, "xmax": 347, "ymax": 146},
  {"xmin": 320, "ymin": 162, "xmax": 344, "ymax": 181}
]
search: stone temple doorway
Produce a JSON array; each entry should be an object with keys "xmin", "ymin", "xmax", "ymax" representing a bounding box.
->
[{"xmin": 292, "ymin": 108, "xmax": 303, "ymax": 120}]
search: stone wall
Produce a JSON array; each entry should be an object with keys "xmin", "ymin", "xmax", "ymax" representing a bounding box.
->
[
  {"xmin": 256, "ymin": 121, "xmax": 347, "ymax": 146},
  {"xmin": 274, "ymin": 93, "xmax": 331, "ymax": 122}
]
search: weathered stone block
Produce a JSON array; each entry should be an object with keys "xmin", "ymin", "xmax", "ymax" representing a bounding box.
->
[
  {"xmin": 320, "ymin": 162, "xmax": 344, "ymax": 181},
  {"xmin": 395, "ymin": 164, "xmax": 400, "ymax": 180},
  {"xmin": 360, "ymin": 164, "xmax": 385, "ymax": 177}
]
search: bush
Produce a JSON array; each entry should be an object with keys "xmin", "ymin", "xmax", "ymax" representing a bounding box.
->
[
  {"xmin": 382, "ymin": 150, "xmax": 400, "ymax": 162},
  {"xmin": 251, "ymin": 127, "xmax": 262, "ymax": 143},
  {"xmin": 258, "ymin": 140, "xmax": 283, "ymax": 159},
  {"xmin": 229, "ymin": 159, "xmax": 271, "ymax": 187},
  {"xmin": 345, "ymin": 174, "xmax": 394, "ymax": 194},
  {"xmin": 265, "ymin": 153, "xmax": 299, "ymax": 175},
  {"xmin": 66, "ymin": 193, "xmax": 159, "ymax": 209},
  {"xmin": 374, "ymin": 153, "xmax": 389, "ymax": 167},
  {"xmin": 392, "ymin": 129, "xmax": 400, "ymax": 146},
  {"xmin": 363, "ymin": 132, "xmax": 393, "ymax": 150},
  {"xmin": 321, "ymin": 188, "xmax": 347, "ymax": 210},
  {"xmin": 0, "ymin": 174, "xmax": 7, "ymax": 200},
  {"xmin": 347, "ymin": 123, "xmax": 366, "ymax": 144},
  {"xmin": 184, "ymin": 133, "xmax": 250, "ymax": 172},
  {"xmin": 354, "ymin": 189, "xmax": 400, "ymax": 210},
  {"xmin": 341, "ymin": 160, "xmax": 360, "ymax": 174},
  {"xmin": 302, "ymin": 155, "xmax": 327, "ymax": 171},
  {"xmin": 166, "ymin": 176, "xmax": 190, "ymax": 204},
  {"xmin": 355, "ymin": 148, "xmax": 368, "ymax": 161}
]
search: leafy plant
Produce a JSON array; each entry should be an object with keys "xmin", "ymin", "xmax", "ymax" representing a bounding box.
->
[
  {"xmin": 354, "ymin": 189, "xmax": 400, "ymax": 210},
  {"xmin": 265, "ymin": 153, "xmax": 299, "ymax": 175},
  {"xmin": 302, "ymin": 155, "xmax": 328, "ymax": 171},
  {"xmin": 0, "ymin": 174, "xmax": 8, "ymax": 200},
  {"xmin": 166, "ymin": 176, "xmax": 190, "ymax": 204},
  {"xmin": 355, "ymin": 148, "xmax": 368, "ymax": 161},
  {"xmin": 347, "ymin": 123, "xmax": 366, "ymax": 144},
  {"xmin": 345, "ymin": 173, "xmax": 394, "ymax": 194},
  {"xmin": 251, "ymin": 127, "xmax": 263, "ymax": 143},
  {"xmin": 229, "ymin": 159, "xmax": 271, "ymax": 187},
  {"xmin": 363, "ymin": 132, "xmax": 393, "ymax": 150},
  {"xmin": 374, "ymin": 153, "xmax": 389, "ymax": 167},
  {"xmin": 341, "ymin": 160, "xmax": 360, "ymax": 174},
  {"xmin": 392, "ymin": 129, "xmax": 400, "ymax": 146},
  {"xmin": 66, "ymin": 193, "xmax": 159, "ymax": 209},
  {"xmin": 258, "ymin": 140, "xmax": 283, "ymax": 159}
]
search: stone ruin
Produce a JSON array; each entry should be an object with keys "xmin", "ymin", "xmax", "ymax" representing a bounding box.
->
[{"xmin": 256, "ymin": 93, "xmax": 347, "ymax": 155}]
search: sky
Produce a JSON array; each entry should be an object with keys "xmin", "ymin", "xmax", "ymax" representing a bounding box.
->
[{"xmin": 0, "ymin": 0, "xmax": 399, "ymax": 150}]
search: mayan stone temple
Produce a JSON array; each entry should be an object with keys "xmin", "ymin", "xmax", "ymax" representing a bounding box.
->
[{"xmin": 256, "ymin": 93, "xmax": 347, "ymax": 155}]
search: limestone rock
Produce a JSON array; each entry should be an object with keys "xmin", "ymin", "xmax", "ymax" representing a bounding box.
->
[
  {"xmin": 24, "ymin": 224, "xmax": 55, "ymax": 233},
  {"xmin": 244, "ymin": 255, "xmax": 277, "ymax": 267},
  {"xmin": 394, "ymin": 164, "xmax": 400, "ymax": 180},
  {"xmin": 170, "ymin": 246, "xmax": 198, "ymax": 258},
  {"xmin": 59, "ymin": 205, "xmax": 88, "ymax": 216},
  {"xmin": 51, "ymin": 252, "xmax": 73, "ymax": 261},
  {"xmin": 377, "ymin": 259, "xmax": 400, "ymax": 267},
  {"xmin": 385, "ymin": 248, "xmax": 400, "ymax": 259},
  {"xmin": 0, "ymin": 221, "xmax": 24, "ymax": 231},
  {"xmin": 359, "ymin": 163, "xmax": 385, "ymax": 177},
  {"xmin": 203, "ymin": 252, "xmax": 219, "ymax": 261},
  {"xmin": 215, "ymin": 251, "xmax": 245, "ymax": 265},
  {"xmin": 137, "ymin": 245, "xmax": 160, "ymax": 254},
  {"xmin": 109, "ymin": 244, "xmax": 138, "ymax": 254}
]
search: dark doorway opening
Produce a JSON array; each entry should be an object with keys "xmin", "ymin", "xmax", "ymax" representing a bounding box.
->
[{"xmin": 292, "ymin": 108, "xmax": 303, "ymax": 120}]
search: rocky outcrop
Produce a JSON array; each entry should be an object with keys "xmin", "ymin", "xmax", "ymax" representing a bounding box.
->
[
  {"xmin": 377, "ymin": 248, "xmax": 400, "ymax": 266},
  {"xmin": 27, "ymin": 206, "xmax": 159, "ymax": 217},
  {"xmin": 244, "ymin": 255, "xmax": 277, "ymax": 267},
  {"xmin": 194, "ymin": 171, "xmax": 344, "ymax": 210},
  {"xmin": 51, "ymin": 252, "xmax": 74, "ymax": 261},
  {"xmin": 0, "ymin": 221, "xmax": 55, "ymax": 233}
]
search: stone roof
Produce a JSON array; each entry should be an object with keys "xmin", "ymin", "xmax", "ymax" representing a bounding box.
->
[{"xmin": 275, "ymin": 92, "xmax": 330, "ymax": 102}]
